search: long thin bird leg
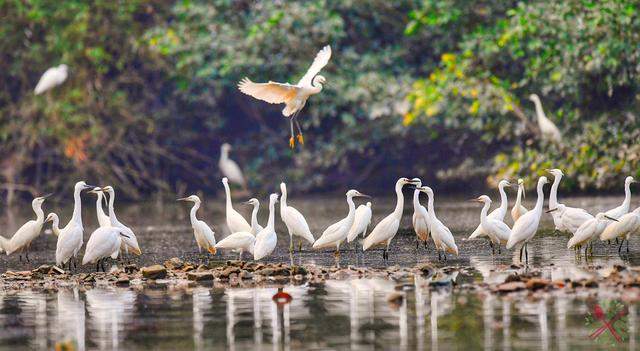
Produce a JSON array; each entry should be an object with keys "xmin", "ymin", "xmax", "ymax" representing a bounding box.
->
[
  {"xmin": 289, "ymin": 236, "xmax": 294, "ymax": 253},
  {"xmin": 294, "ymin": 116, "xmax": 304, "ymax": 145},
  {"xmin": 525, "ymin": 243, "xmax": 529, "ymax": 264},
  {"xmin": 490, "ymin": 241, "xmax": 495, "ymax": 255},
  {"xmin": 519, "ymin": 245, "xmax": 524, "ymax": 262},
  {"xmin": 627, "ymin": 239, "xmax": 630, "ymax": 253},
  {"xmin": 298, "ymin": 239, "xmax": 302, "ymax": 252},
  {"xmin": 289, "ymin": 118, "xmax": 295, "ymax": 148},
  {"xmin": 618, "ymin": 239, "xmax": 624, "ymax": 253},
  {"xmin": 96, "ymin": 259, "xmax": 101, "ymax": 272}
]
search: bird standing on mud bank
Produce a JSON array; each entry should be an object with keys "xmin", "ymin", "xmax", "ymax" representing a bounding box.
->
[
  {"xmin": 0, "ymin": 194, "xmax": 50, "ymax": 261},
  {"xmin": 177, "ymin": 195, "xmax": 217, "ymax": 258}
]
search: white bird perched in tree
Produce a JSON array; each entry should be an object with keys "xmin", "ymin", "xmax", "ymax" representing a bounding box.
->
[
  {"xmin": 469, "ymin": 179, "xmax": 511, "ymax": 240},
  {"xmin": 419, "ymin": 186, "xmax": 458, "ymax": 261},
  {"xmin": 0, "ymin": 194, "xmax": 50, "ymax": 261},
  {"xmin": 547, "ymin": 168, "xmax": 593, "ymax": 234},
  {"xmin": 347, "ymin": 202, "xmax": 372, "ymax": 244},
  {"xmin": 567, "ymin": 213, "xmax": 614, "ymax": 255},
  {"xmin": 411, "ymin": 178, "xmax": 430, "ymax": 250},
  {"xmin": 511, "ymin": 178, "xmax": 528, "ymax": 222},
  {"xmin": 56, "ymin": 181, "xmax": 95, "ymax": 269},
  {"xmin": 244, "ymin": 198, "xmax": 264, "ymax": 235},
  {"xmin": 529, "ymin": 94, "xmax": 562, "ymax": 144},
  {"xmin": 219, "ymin": 143, "xmax": 247, "ymax": 191},
  {"xmin": 215, "ymin": 232, "xmax": 255, "ymax": 261},
  {"xmin": 363, "ymin": 177, "xmax": 421, "ymax": 260},
  {"xmin": 601, "ymin": 207, "xmax": 640, "ymax": 254},
  {"xmin": 280, "ymin": 182, "xmax": 315, "ymax": 252},
  {"xmin": 221, "ymin": 177, "xmax": 252, "ymax": 234},
  {"xmin": 102, "ymin": 186, "xmax": 142, "ymax": 257},
  {"xmin": 89, "ymin": 187, "xmax": 110, "ymax": 227},
  {"xmin": 238, "ymin": 45, "xmax": 332, "ymax": 148},
  {"xmin": 507, "ymin": 176, "xmax": 549, "ymax": 263},
  {"xmin": 470, "ymin": 195, "xmax": 511, "ymax": 254},
  {"xmin": 254, "ymin": 193, "xmax": 279, "ymax": 260},
  {"xmin": 34, "ymin": 64, "xmax": 68, "ymax": 95},
  {"xmin": 177, "ymin": 195, "xmax": 217, "ymax": 257},
  {"xmin": 82, "ymin": 226, "xmax": 130, "ymax": 272},
  {"xmin": 313, "ymin": 189, "xmax": 370, "ymax": 254},
  {"xmin": 604, "ymin": 176, "xmax": 636, "ymax": 219}
]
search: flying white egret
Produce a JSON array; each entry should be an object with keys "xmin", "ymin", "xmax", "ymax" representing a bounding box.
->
[
  {"xmin": 469, "ymin": 179, "xmax": 511, "ymax": 240},
  {"xmin": 102, "ymin": 186, "xmax": 142, "ymax": 257},
  {"xmin": 56, "ymin": 181, "xmax": 95, "ymax": 269},
  {"xmin": 254, "ymin": 193, "xmax": 279, "ymax": 260},
  {"xmin": 0, "ymin": 194, "xmax": 50, "ymax": 261},
  {"xmin": 82, "ymin": 226, "xmax": 130, "ymax": 272},
  {"xmin": 312, "ymin": 189, "xmax": 370, "ymax": 254},
  {"xmin": 215, "ymin": 232, "xmax": 255, "ymax": 261},
  {"xmin": 219, "ymin": 143, "xmax": 247, "ymax": 190},
  {"xmin": 511, "ymin": 178, "xmax": 528, "ymax": 222},
  {"xmin": 89, "ymin": 187, "xmax": 110, "ymax": 227},
  {"xmin": 604, "ymin": 176, "xmax": 636, "ymax": 219},
  {"xmin": 280, "ymin": 182, "xmax": 315, "ymax": 252},
  {"xmin": 347, "ymin": 202, "xmax": 372, "ymax": 243},
  {"xmin": 567, "ymin": 213, "xmax": 614, "ymax": 255},
  {"xmin": 411, "ymin": 179, "xmax": 430, "ymax": 250},
  {"xmin": 419, "ymin": 186, "xmax": 458, "ymax": 261},
  {"xmin": 34, "ymin": 64, "xmax": 68, "ymax": 95},
  {"xmin": 470, "ymin": 195, "xmax": 511, "ymax": 254},
  {"xmin": 601, "ymin": 207, "xmax": 640, "ymax": 253},
  {"xmin": 363, "ymin": 177, "xmax": 421, "ymax": 260},
  {"xmin": 547, "ymin": 169, "xmax": 593, "ymax": 234},
  {"xmin": 238, "ymin": 45, "xmax": 332, "ymax": 148},
  {"xmin": 222, "ymin": 177, "xmax": 252, "ymax": 234},
  {"xmin": 529, "ymin": 94, "xmax": 562, "ymax": 143},
  {"xmin": 244, "ymin": 198, "xmax": 264, "ymax": 235},
  {"xmin": 177, "ymin": 195, "xmax": 217, "ymax": 257},
  {"xmin": 506, "ymin": 176, "xmax": 549, "ymax": 263}
]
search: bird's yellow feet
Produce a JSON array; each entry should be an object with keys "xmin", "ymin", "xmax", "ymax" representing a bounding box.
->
[
  {"xmin": 289, "ymin": 137, "xmax": 295, "ymax": 148},
  {"xmin": 297, "ymin": 134, "xmax": 304, "ymax": 145}
]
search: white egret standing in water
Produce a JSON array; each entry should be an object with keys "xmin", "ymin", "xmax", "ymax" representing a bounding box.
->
[
  {"xmin": 529, "ymin": 94, "xmax": 562, "ymax": 143},
  {"xmin": 363, "ymin": 177, "xmax": 421, "ymax": 260},
  {"xmin": 82, "ymin": 226, "xmax": 129, "ymax": 272},
  {"xmin": 547, "ymin": 169, "xmax": 593, "ymax": 234},
  {"xmin": 471, "ymin": 195, "xmax": 511, "ymax": 254},
  {"xmin": 604, "ymin": 176, "xmax": 635, "ymax": 219},
  {"xmin": 244, "ymin": 198, "xmax": 264, "ymax": 235},
  {"xmin": 411, "ymin": 179, "xmax": 430, "ymax": 250},
  {"xmin": 507, "ymin": 176, "xmax": 549, "ymax": 263},
  {"xmin": 222, "ymin": 177, "xmax": 252, "ymax": 234},
  {"xmin": 280, "ymin": 182, "xmax": 315, "ymax": 252},
  {"xmin": 103, "ymin": 186, "xmax": 142, "ymax": 257},
  {"xmin": 238, "ymin": 45, "xmax": 332, "ymax": 148},
  {"xmin": 601, "ymin": 207, "xmax": 640, "ymax": 253},
  {"xmin": 419, "ymin": 186, "xmax": 458, "ymax": 261},
  {"xmin": 89, "ymin": 187, "xmax": 110, "ymax": 227},
  {"xmin": 215, "ymin": 232, "xmax": 255, "ymax": 260},
  {"xmin": 0, "ymin": 194, "xmax": 50, "ymax": 261},
  {"xmin": 177, "ymin": 195, "xmax": 217, "ymax": 257},
  {"xmin": 469, "ymin": 179, "xmax": 511, "ymax": 240},
  {"xmin": 313, "ymin": 190, "xmax": 370, "ymax": 254},
  {"xmin": 567, "ymin": 213, "xmax": 614, "ymax": 256},
  {"xmin": 219, "ymin": 143, "xmax": 247, "ymax": 191},
  {"xmin": 56, "ymin": 181, "xmax": 94, "ymax": 270},
  {"xmin": 347, "ymin": 202, "xmax": 372, "ymax": 244},
  {"xmin": 254, "ymin": 193, "xmax": 279, "ymax": 260},
  {"xmin": 511, "ymin": 178, "xmax": 528, "ymax": 222},
  {"xmin": 34, "ymin": 64, "xmax": 68, "ymax": 95}
]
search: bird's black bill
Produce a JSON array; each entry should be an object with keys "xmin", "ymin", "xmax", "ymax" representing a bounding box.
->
[
  {"xmin": 546, "ymin": 208, "xmax": 558, "ymax": 213},
  {"xmin": 604, "ymin": 215, "xmax": 619, "ymax": 222}
]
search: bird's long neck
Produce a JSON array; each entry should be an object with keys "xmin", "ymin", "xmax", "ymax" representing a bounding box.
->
[
  {"xmin": 623, "ymin": 181, "xmax": 632, "ymax": 210},
  {"xmin": 95, "ymin": 193, "xmax": 107, "ymax": 219},
  {"xmin": 220, "ymin": 148, "xmax": 228, "ymax": 161},
  {"xmin": 190, "ymin": 201, "xmax": 200, "ymax": 226},
  {"xmin": 498, "ymin": 184, "xmax": 508, "ymax": 214},
  {"xmin": 107, "ymin": 191, "xmax": 117, "ymax": 222},
  {"xmin": 426, "ymin": 192, "xmax": 436, "ymax": 222},
  {"xmin": 480, "ymin": 202, "xmax": 491, "ymax": 225},
  {"xmin": 346, "ymin": 195, "xmax": 356, "ymax": 222},
  {"xmin": 550, "ymin": 175, "xmax": 562, "ymax": 208},
  {"xmin": 516, "ymin": 185, "xmax": 524, "ymax": 206},
  {"xmin": 393, "ymin": 183, "xmax": 405, "ymax": 218},
  {"xmin": 51, "ymin": 216, "xmax": 60, "ymax": 236},
  {"xmin": 32, "ymin": 201, "xmax": 44, "ymax": 224},
  {"xmin": 280, "ymin": 187, "xmax": 287, "ymax": 212},
  {"xmin": 223, "ymin": 182, "xmax": 232, "ymax": 209},
  {"xmin": 535, "ymin": 181, "xmax": 545, "ymax": 213},
  {"xmin": 251, "ymin": 204, "xmax": 260, "ymax": 230},
  {"xmin": 267, "ymin": 198, "xmax": 276, "ymax": 230},
  {"xmin": 533, "ymin": 99, "xmax": 547, "ymax": 122},
  {"xmin": 71, "ymin": 188, "xmax": 83, "ymax": 225},
  {"xmin": 413, "ymin": 190, "xmax": 421, "ymax": 212}
]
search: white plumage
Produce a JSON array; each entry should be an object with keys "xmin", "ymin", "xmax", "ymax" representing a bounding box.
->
[
  {"xmin": 222, "ymin": 177, "xmax": 252, "ymax": 234},
  {"xmin": 472, "ymin": 195, "xmax": 511, "ymax": 251},
  {"xmin": 280, "ymin": 182, "xmax": 315, "ymax": 251},
  {"xmin": 529, "ymin": 94, "xmax": 562, "ymax": 143},
  {"xmin": 506, "ymin": 177, "xmax": 549, "ymax": 262},
  {"xmin": 347, "ymin": 202, "xmax": 372, "ymax": 243},
  {"xmin": 82, "ymin": 227, "xmax": 126, "ymax": 265},
  {"xmin": 245, "ymin": 198, "xmax": 264, "ymax": 235},
  {"xmin": 34, "ymin": 64, "xmax": 68, "ymax": 95},
  {"xmin": 313, "ymin": 190, "xmax": 369, "ymax": 251},
  {"xmin": 89, "ymin": 187, "xmax": 111, "ymax": 228},
  {"xmin": 601, "ymin": 207, "xmax": 640, "ymax": 241},
  {"xmin": 56, "ymin": 181, "xmax": 93, "ymax": 267},
  {"xmin": 0, "ymin": 196, "xmax": 48, "ymax": 256},
  {"xmin": 548, "ymin": 168, "xmax": 593, "ymax": 234},
  {"xmin": 103, "ymin": 186, "xmax": 142, "ymax": 256},
  {"xmin": 178, "ymin": 195, "xmax": 217, "ymax": 255},
  {"xmin": 219, "ymin": 143, "xmax": 246, "ymax": 189},
  {"xmin": 511, "ymin": 178, "xmax": 528, "ymax": 222},
  {"xmin": 420, "ymin": 186, "xmax": 458, "ymax": 259},
  {"xmin": 567, "ymin": 213, "xmax": 609, "ymax": 250},
  {"xmin": 469, "ymin": 179, "xmax": 510, "ymax": 239},
  {"xmin": 215, "ymin": 231, "xmax": 255, "ymax": 260},
  {"xmin": 411, "ymin": 179, "xmax": 430, "ymax": 246},
  {"xmin": 604, "ymin": 176, "xmax": 635, "ymax": 219},
  {"xmin": 254, "ymin": 194, "xmax": 279, "ymax": 260}
]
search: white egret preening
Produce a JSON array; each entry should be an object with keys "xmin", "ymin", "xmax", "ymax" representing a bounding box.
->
[
  {"xmin": 547, "ymin": 169, "xmax": 593, "ymax": 234},
  {"xmin": 280, "ymin": 182, "xmax": 315, "ymax": 252},
  {"xmin": 601, "ymin": 207, "xmax": 640, "ymax": 254},
  {"xmin": 604, "ymin": 176, "xmax": 636, "ymax": 219},
  {"xmin": 363, "ymin": 177, "xmax": 421, "ymax": 260},
  {"xmin": 507, "ymin": 176, "xmax": 549, "ymax": 263},
  {"xmin": 102, "ymin": 186, "xmax": 142, "ymax": 257},
  {"xmin": 347, "ymin": 202, "xmax": 372, "ymax": 244},
  {"xmin": 419, "ymin": 186, "xmax": 458, "ymax": 261},
  {"xmin": 411, "ymin": 179, "xmax": 430, "ymax": 250},
  {"xmin": 238, "ymin": 45, "xmax": 332, "ymax": 148},
  {"xmin": 0, "ymin": 194, "xmax": 50, "ymax": 261},
  {"xmin": 469, "ymin": 179, "xmax": 511, "ymax": 240},
  {"xmin": 215, "ymin": 232, "xmax": 255, "ymax": 260},
  {"xmin": 312, "ymin": 190, "xmax": 370, "ymax": 254},
  {"xmin": 222, "ymin": 177, "xmax": 252, "ymax": 234},
  {"xmin": 82, "ymin": 226, "xmax": 130, "ymax": 272},
  {"xmin": 511, "ymin": 178, "xmax": 528, "ymax": 222},
  {"xmin": 34, "ymin": 64, "xmax": 68, "ymax": 95},
  {"xmin": 529, "ymin": 94, "xmax": 562, "ymax": 144},
  {"xmin": 177, "ymin": 195, "xmax": 217, "ymax": 257},
  {"xmin": 254, "ymin": 193, "xmax": 279, "ymax": 260},
  {"xmin": 89, "ymin": 187, "xmax": 110, "ymax": 228},
  {"xmin": 470, "ymin": 195, "xmax": 511, "ymax": 254},
  {"xmin": 219, "ymin": 143, "xmax": 247, "ymax": 191},
  {"xmin": 567, "ymin": 213, "xmax": 613, "ymax": 255},
  {"xmin": 244, "ymin": 198, "xmax": 264, "ymax": 235},
  {"xmin": 56, "ymin": 181, "xmax": 95, "ymax": 269}
]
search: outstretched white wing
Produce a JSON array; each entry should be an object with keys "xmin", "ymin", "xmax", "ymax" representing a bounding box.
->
[
  {"xmin": 238, "ymin": 78, "xmax": 299, "ymax": 104},
  {"xmin": 297, "ymin": 45, "xmax": 332, "ymax": 87}
]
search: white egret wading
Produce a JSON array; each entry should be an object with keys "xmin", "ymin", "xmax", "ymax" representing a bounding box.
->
[
  {"xmin": 56, "ymin": 181, "xmax": 95, "ymax": 269},
  {"xmin": 219, "ymin": 143, "xmax": 247, "ymax": 191},
  {"xmin": 244, "ymin": 198, "xmax": 264, "ymax": 235},
  {"xmin": 83, "ymin": 226, "xmax": 130, "ymax": 272},
  {"xmin": 469, "ymin": 179, "xmax": 511, "ymax": 240},
  {"xmin": 313, "ymin": 190, "xmax": 369, "ymax": 254},
  {"xmin": 177, "ymin": 195, "xmax": 217, "ymax": 257},
  {"xmin": 215, "ymin": 232, "xmax": 255, "ymax": 261},
  {"xmin": 280, "ymin": 182, "xmax": 315, "ymax": 252},
  {"xmin": 511, "ymin": 178, "xmax": 528, "ymax": 222},
  {"xmin": 548, "ymin": 169, "xmax": 593, "ymax": 234},
  {"xmin": 103, "ymin": 186, "xmax": 142, "ymax": 258},
  {"xmin": 34, "ymin": 64, "xmax": 68, "ymax": 95},
  {"xmin": 419, "ymin": 186, "xmax": 458, "ymax": 261},
  {"xmin": 601, "ymin": 207, "xmax": 640, "ymax": 253},
  {"xmin": 604, "ymin": 176, "xmax": 635, "ymax": 219},
  {"xmin": 529, "ymin": 94, "xmax": 562, "ymax": 144},
  {"xmin": 507, "ymin": 176, "xmax": 549, "ymax": 263},
  {"xmin": 567, "ymin": 213, "xmax": 615, "ymax": 256},
  {"xmin": 254, "ymin": 194, "xmax": 279, "ymax": 260},
  {"xmin": 363, "ymin": 178, "xmax": 421, "ymax": 260},
  {"xmin": 347, "ymin": 202, "xmax": 372, "ymax": 244},
  {"xmin": 471, "ymin": 195, "xmax": 511, "ymax": 254},
  {"xmin": 412, "ymin": 179, "xmax": 430, "ymax": 250},
  {"xmin": 0, "ymin": 195, "xmax": 50, "ymax": 261},
  {"xmin": 222, "ymin": 177, "xmax": 252, "ymax": 234},
  {"xmin": 238, "ymin": 45, "xmax": 332, "ymax": 148}
]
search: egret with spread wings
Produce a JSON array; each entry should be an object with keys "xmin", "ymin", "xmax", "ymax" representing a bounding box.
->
[{"xmin": 238, "ymin": 45, "xmax": 332, "ymax": 148}]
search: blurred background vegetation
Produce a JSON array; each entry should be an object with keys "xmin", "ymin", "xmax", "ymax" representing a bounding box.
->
[{"xmin": 1, "ymin": 0, "xmax": 639, "ymax": 201}]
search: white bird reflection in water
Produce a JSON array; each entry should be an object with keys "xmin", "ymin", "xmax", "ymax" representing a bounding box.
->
[
  {"xmin": 85, "ymin": 287, "xmax": 135, "ymax": 350},
  {"xmin": 55, "ymin": 288, "xmax": 85, "ymax": 351},
  {"xmin": 192, "ymin": 287, "xmax": 211, "ymax": 351},
  {"xmin": 16, "ymin": 291, "xmax": 47, "ymax": 350}
]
